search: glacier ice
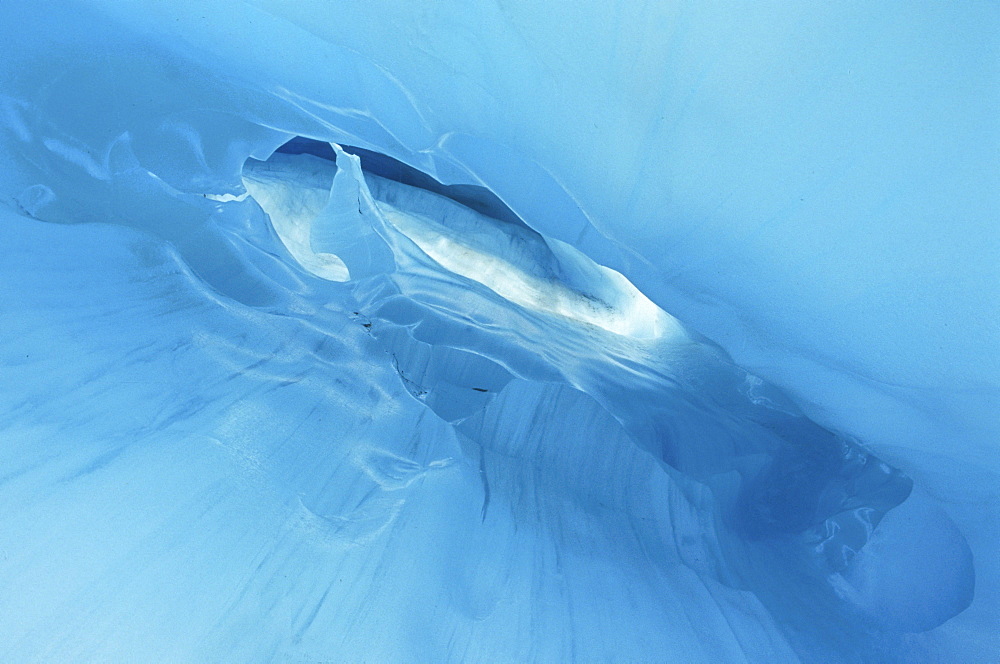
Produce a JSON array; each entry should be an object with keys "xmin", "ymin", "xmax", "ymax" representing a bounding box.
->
[{"xmin": 0, "ymin": 0, "xmax": 997, "ymax": 662}]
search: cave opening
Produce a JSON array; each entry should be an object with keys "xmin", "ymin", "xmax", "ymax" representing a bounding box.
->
[{"xmin": 243, "ymin": 136, "xmax": 674, "ymax": 339}]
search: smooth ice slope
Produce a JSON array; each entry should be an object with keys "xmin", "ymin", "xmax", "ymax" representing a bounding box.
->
[{"xmin": 0, "ymin": 0, "xmax": 997, "ymax": 662}]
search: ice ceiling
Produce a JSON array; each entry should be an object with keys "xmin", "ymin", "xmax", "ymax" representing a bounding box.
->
[{"xmin": 0, "ymin": 1, "xmax": 997, "ymax": 662}]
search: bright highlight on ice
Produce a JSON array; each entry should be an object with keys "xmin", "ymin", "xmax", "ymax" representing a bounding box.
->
[{"xmin": 244, "ymin": 148, "xmax": 676, "ymax": 339}]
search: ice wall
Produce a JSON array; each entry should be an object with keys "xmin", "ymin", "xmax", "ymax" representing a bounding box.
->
[{"xmin": 0, "ymin": 0, "xmax": 996, "ymax": 661}]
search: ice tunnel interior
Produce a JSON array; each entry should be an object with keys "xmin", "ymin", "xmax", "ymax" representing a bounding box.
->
[
  {"xmin": 0, "ymin": 92, "xmax": 980, "ymax": 664},
  {"xmin": 0, "ymin": 2, "xmax": 995, "ymax": 662}
]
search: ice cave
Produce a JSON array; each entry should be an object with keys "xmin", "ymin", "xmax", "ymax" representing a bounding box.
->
[{"xmin": 0, "ymin": 1, "xmax": 997, "ymax": 662}]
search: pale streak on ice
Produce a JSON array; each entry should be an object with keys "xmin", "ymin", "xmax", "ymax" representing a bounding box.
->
[{"xmin": 244, "ymin": 150, "xmax": 677, "ymax": 338}]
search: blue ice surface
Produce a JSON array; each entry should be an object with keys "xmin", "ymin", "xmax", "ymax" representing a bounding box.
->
[{"xmin": 0, "ymin": 0, "xmax": 997, "ymax": 661}]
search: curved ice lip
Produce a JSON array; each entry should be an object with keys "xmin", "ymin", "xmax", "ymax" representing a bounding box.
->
[{"xmin": 242, "ymin": 156, "xmax": 351, "ymax": 282}]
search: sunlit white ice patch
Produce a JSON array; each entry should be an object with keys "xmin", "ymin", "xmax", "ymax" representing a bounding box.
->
[{"xmin": 243, "ymin": 147, "xmax": 676, "ymax": 339}]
